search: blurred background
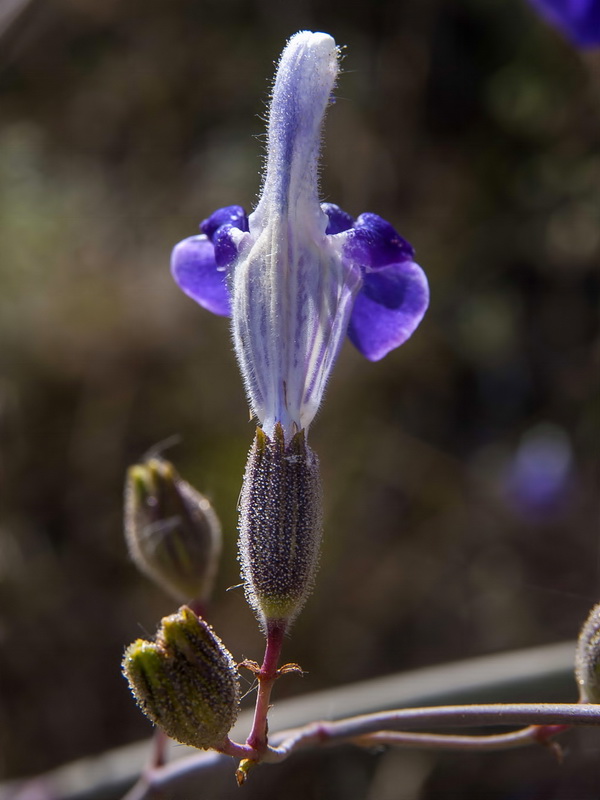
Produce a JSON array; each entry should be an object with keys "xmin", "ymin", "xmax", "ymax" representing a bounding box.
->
[{"xmin": 0, "ymin": 0, "xmax": 599, "ymax": 797}]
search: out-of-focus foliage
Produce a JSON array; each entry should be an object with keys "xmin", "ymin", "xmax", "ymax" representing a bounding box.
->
[{"xmin": 0, "ymin": 0, "xmax": 598, "ymax": 796}]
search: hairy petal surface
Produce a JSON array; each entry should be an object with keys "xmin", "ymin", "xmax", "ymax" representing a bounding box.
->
[{"xmin": 230, "ymin": 32, "xmax": 362, "ymax": 440}]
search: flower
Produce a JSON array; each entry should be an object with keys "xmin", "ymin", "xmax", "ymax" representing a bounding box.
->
[
  {"xmin": 502, "ymin": 423, "xmax": 574, "ymax": 519},
  {"xmin": 172, "ymin": 31, "xmax": 429, "ymax": 441},
  {"xmin": 527, "ymin": 0, "xmax": 600, "ymax": 46}
]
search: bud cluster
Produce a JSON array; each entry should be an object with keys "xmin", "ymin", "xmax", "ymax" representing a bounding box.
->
[{"xmin": 122, "ymin": 606, "xmax": 240, "ymax": 750}]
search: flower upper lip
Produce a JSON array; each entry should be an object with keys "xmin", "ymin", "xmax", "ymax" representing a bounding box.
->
[{"xmin": 171, "ymin": 31, "xmax": 429, "ymax": 439}]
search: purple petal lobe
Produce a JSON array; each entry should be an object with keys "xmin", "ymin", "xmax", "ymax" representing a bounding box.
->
[
  {"xmin": 527, "ymin": 0, "xmax": 600, "ymax": 46},
  {"xmin": 342, "ymin": 213, "xmax": 415, "ymax": 270},
  {"xmin": 213, "ymin": 224, "xmax": 240, "ymax": 269},
  {"xmin": 171, "ymin": 235, "xmax": 231, "ymax": 317},
  {"xmin": 347, "ymin": 260, "xmax": 429, "ymax": 361},
  {"xmin": 200, "ymin": 205, "xmax": 249, "ymax": 240},
  {"xmin": 321, "ymin": 202, "xmax": 354, "ymax": 234}
]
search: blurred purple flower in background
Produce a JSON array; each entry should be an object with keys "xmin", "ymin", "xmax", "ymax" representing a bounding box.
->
[
  {"xmin": 172, "ymin": 32, "xmax": 428, "ymax": 441},
  {"xmin": 503, "ymin": 423, "xmax": 575, "ymax": 519},
  {"xmin": 527, "ymin": 0, "xmax": 600, "ymax": 46}
]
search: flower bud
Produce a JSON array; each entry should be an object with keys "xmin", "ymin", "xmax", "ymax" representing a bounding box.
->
[
  {"xmin": 238, "ymin": 424, "xmax": 323, "ymax": 630},
  {"xmin": 122, "ymin": 606, "xmax": 240, "ymax": 749},
  {"xmin": 575, "ymin": 602, "xmax": 600, "ymax": 704},
  {"xmin": 125, "ymin": 458, "xmax": 221, "ymax": 603}
]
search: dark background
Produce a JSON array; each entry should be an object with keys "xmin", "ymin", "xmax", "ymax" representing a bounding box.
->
[{"xmin": 0, "ymin": 0, "xmax": 599, "ymax": 797}]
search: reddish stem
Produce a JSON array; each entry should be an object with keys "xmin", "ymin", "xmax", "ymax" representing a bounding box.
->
[
  {"xmin": 246, "ymin": 620, "xmax": 287, "ymax": 753},
  {"xmin": 533, "ymin": 724, "xmax": 571, "ymax": 739},
  {"xmin": 149, "ymin": 728, "xmax": 168, "ymax": 769}
]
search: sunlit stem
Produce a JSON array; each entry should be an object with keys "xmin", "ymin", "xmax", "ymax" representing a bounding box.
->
[
  {"xmin": 124, "ymin": 704, "xmax": 599, "ymax": 797},
  {"xmin": 349, "ymin": 724, "xmax": 567, "ymax": 755},
  {"xmin": 246, "ymin": 620, "xmax": 287, "ymax": 753}
]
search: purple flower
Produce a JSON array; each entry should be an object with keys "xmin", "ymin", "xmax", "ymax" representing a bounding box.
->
[
  {"xmin": 527, "ymin": 0, "xmax": 600, "ymax": 46},
  {"xmin": 172, "ymin": 32, "xmax": 429, "ymax": 440},
  {"xmin": 503, "ymin": 423, "xmax": 574, "ymax": 519}
]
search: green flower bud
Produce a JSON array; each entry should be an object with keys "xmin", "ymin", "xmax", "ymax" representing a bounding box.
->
[
  {"xmin": 125, "ymin": 458, "xmax": 221, "ymax": 603},
  {"xmin": 575, "ymin": 602, "xmax": 600, "ymax": 704},
  {"xmin": 238, "ymin": 424, "xmax": 323, "ymax": 630},
  {"xmin": 122, "ymin": 606, "xmax": 240, "ymax": 749}
]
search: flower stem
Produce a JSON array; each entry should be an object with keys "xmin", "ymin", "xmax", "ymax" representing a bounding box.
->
[
  {"xmin": 121, "ymin": 729, "xmax": 170, "ymax": 800},
  {"xmin": 246, "ymin": 620, "xmax": 287, "ymax": 753},
  {"xmin": 149, "ymin": 728, "xmax": 168, "ymax": 769}
]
